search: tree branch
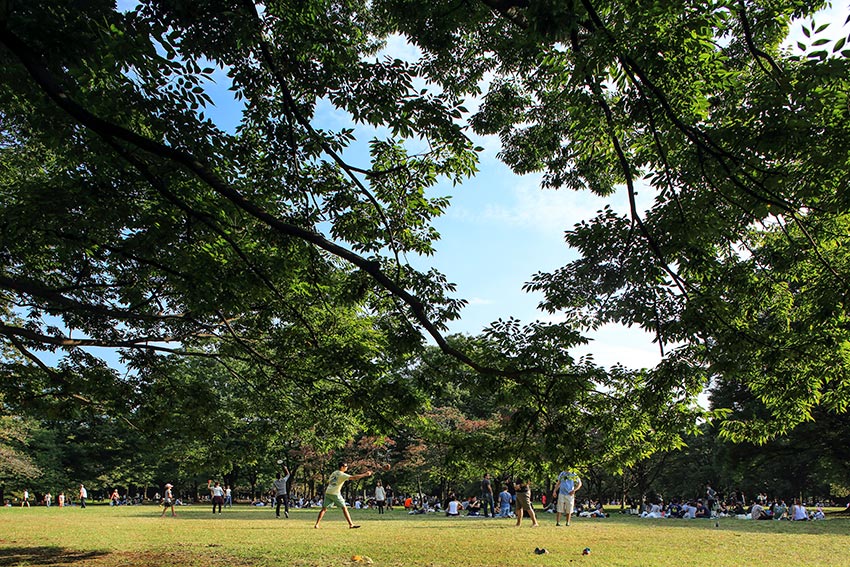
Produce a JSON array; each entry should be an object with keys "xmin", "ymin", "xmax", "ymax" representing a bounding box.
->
[{"xmin": 0, "ymin": 24, "xmax": 535, "ymax": 380}]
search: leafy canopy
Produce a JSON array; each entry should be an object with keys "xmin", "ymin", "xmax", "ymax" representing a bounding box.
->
[{"xmin": 1, "ymin": 0, "xmax": 848, "ymax": 474}]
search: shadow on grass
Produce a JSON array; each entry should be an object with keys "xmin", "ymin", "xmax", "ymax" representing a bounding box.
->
[{"xmin": 0, "ymin": 546, "xmax": 107, "ymax": 566}]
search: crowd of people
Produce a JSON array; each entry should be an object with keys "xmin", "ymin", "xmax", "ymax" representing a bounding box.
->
[
  {"xmin": 306, "ymin": 463, "xmax": 583, "ymax": 529},
  {"xmin": 6, "ymin": 472, "xmax": 838, "ymax": 527},
  {"xmin": 634, "ymin": 484, "xmax": 831, "ymax": 521},
  {"xmin": 4, "ymin": 484, "xmax": 90, "ymax": 508}
]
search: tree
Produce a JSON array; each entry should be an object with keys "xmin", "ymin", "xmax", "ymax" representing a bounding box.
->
[
  {"xmin": 0, "ymin": 410, "xmax": 42, "ymax": 504},
  {"xmin": 3, "ymin": 1, "xmax": 846, "ymax": 476},
  {"xmin": 0, "ymin": 0, "xmax": 478, "ymax": 436},
  {"xmin": 433, "ymin": 0, "xmax": 850, "ymax": 440},
  {"xmin": 407, "ymin": 333, "xmax": 703, "ymax": 484},
  {"xmin": 706, "ymin": 376, "xmax": 850, "ymax": 502}
]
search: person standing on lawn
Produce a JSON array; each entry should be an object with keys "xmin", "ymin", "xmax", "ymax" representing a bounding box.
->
[
  {"xmin": 314, "ymin": 462, "xmax": 372, "ymax": 529},
  {"xmin": 514, "ymin": 478, "xmax": 540, "ymax": 527},
  {"xmin": 480, "ymin": 472, "xmax": 495, "ymax": 517},
  {"xmin": 208, "ymin": 480, "xmax": 225, "ymax": 514},
  {"xmin": 374, "ymin": 479, "xmax": 387, "ymax": 515},
  {"xmin": 552, "ymin": 469, "xmax": 582, "ymax": 526},
  {"xmin": 273, "ymin": 466, "xmax": 291, "ymax": 518}
]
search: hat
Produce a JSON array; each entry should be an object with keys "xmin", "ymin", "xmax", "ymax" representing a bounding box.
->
[{"xmin": 165, "ymin": 483, "xmax": 173, "ymax": 488}]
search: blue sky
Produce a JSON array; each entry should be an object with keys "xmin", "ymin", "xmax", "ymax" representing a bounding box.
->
[
  {"xmin": 309, "ymin": 36, "xmax": 663, "ymax": 368},
  {"xmin": 180, "ymin": 50, "xmax": 662, "ymax": 369}
]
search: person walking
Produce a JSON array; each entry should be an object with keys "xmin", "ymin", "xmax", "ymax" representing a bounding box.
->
[
  {"xmin": 552, "ymin": 469, "xmax": 581, "ymax": 526},
  {"xmin": 273, "ymin": 466, "xmax": 291, "ymax": 518},
  {"xmin": 160, "ymin": 483, "xmax": 177, "ymax": 518},
  {"xmin": 314, "ymin": 462, "xmax": 372, "ymax": 529},
  {"xmin": 480, "ymin": 473, "xmax": 495, "ymax": 517},
  {"xmin": 21, "ymin": 489, "xmax": 30, "ymax": 507},
  {"xmin": 224, "ymin": 486, "xmax": 232, "ymax": 508},
  {"xmin": 79, "ymin": 484, "xmax": 87, "ymax": 509},
  {"xmin": 208, "ymin": 480, "xmax": 225, "ymax": 514}
]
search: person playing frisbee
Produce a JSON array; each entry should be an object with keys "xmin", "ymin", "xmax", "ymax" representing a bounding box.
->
[{"xmin": 314, "ymin": 462, "xmax": 372, "ymax": 529}]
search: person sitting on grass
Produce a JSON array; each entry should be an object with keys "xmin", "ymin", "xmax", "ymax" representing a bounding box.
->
[
  {"xmin": 587, "ymin": 501, "xmax": 608, "ymax": 518},
  {"xmin": 641, "ymin": 501, "xmax": 663, "ymax": 519},
  {"xmin": 497, "ymin": 485, "xmax": 513, "ymax": 517},
  {"xmin": 666, "ymin": 498, "xmax": 683, "ymax": 518},
  {"xmin": 791, "ymin": 498, "xmax": 810, "ymax": 521},
  {"xmin": 771, "ymin": 500, "xmax": 788, "ymax": 520},
  {"xmin": 750, "ymin": 502, "xmax": 771, "ymax": 520},
  {"xmin": 446, "ymin": 494, "xmax": 461, "ymax": 517},
  {"xmin": 466, "ymin": 496, "xmax": 481, "ymax": 516},
  {"xmin": 314, "ymin": 462, "xmax": 372, "ymax": 529}
]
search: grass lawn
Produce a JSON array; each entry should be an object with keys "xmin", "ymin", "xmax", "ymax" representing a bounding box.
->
[{"xmin": 1, "ymin": 504, "xmax": 848, "ymax": 566}]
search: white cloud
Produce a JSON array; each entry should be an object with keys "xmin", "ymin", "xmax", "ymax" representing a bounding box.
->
[
  {"xmin": 471, "ymin": 177, "xmax": 615, "ymax": 237},
  {"xmin": 376, "ymin": 34, "xmax": 423, "ymax": 63},
  {"xmin": 571, "ymin": 324, "xmax": 664, "ymax": 369}
]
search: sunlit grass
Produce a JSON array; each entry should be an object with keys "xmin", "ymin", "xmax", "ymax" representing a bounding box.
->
[{"xmin": 1, "ymin": 504, "xmax": 848, "ymax": 566}]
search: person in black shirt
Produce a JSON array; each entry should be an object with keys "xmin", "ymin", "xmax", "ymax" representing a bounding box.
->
[{"xmin": 480, "ymin": 473, "xmax": 495, "ymax": 517}]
